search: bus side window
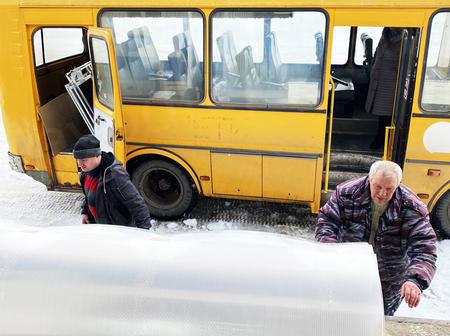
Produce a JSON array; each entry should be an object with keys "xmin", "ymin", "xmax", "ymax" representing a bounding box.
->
[
  {"xmin": 32, "ymin": 27, "xmax": 89, "ymax": 106},
  {"xmin": 330, "ymin": 27, "xmax": 350, "ymax": 66},
  {"xmin": 99, "ymin": 10, "xmax": 204, "ymax": 103},
  {"xmin": 211, "ymin": 10, "xmax": 326, "ymax": 107},
  {"xmin": 421, "ymin": 11, "xmax": 450, "ymax": 113},
  {"xmin": 33, "ymin": 27, "xmax": 85, "ymax": 67}
]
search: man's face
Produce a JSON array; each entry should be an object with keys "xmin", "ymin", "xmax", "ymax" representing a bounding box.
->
[
  {"xmin": 369, "ymin": 171, "xmax": 398, "ymax": 206},
  {"xmin": 76, "ymin": 156, "xmax": 101, "ymax": 173}
]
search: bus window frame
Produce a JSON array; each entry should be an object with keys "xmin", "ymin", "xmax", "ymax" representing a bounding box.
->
[
  {"xmin": 97, "ymin": 7, "xmax": 207, "ymax": 107},
  {"xmin": 89, "ymin": 34, "xmax": 115, "ymax": 111},
  {"xmin": 31, "ymin": 26, "xmax": 87, "ymax": 68},
  {"xmin": 418, "ymin": 8, "xmax": 450, "ymax": 116},
  {"xmin": 208, "ymin": 7, "xmax": 330, "ymax": 111}
]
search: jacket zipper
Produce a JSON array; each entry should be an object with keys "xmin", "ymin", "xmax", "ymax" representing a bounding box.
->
[{"xmin": 102, "ymin": 162, "xmax": 115, "ymax": 194}]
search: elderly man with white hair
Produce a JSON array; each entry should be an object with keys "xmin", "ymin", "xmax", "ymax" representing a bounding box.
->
[{"xmin": 315, "ymin": 160, "xmax": 437, "ymax": 316}]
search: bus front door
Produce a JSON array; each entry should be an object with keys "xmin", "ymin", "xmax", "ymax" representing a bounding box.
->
[
  {"xmin": 87, "ymin": 28, "xmax": 125, "ymax": 164},
  {"xmin": 385, "ymin": 28, "xmax": 420, "ymax": 164}
]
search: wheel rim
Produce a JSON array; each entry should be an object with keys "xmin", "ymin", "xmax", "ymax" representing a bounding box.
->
[{"xmin": 141, "ymin": 167, "xmax": 184, "ymax": 210}]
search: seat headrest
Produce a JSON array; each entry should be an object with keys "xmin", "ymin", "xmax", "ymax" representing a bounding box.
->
[
  {"xmin": 139, "ymin": 26, "xmax": 151, "ymax": 36},
  {"xmin": 127, "ymin": 28, "xmax": 140, "ymax": 39},
  {"xmin": 173, "ymin": 33, "xmax": 187, "ymax": 51}
]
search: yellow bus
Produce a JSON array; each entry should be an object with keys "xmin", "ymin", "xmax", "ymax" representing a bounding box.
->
[{"xmin": 0, "ymin": 1, "xmax": 449, "ymax": 235}]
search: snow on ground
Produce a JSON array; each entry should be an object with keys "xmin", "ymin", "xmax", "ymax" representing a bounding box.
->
[
  {"xmin": 0, "ymin": 113, "xmax": 83, "ymax": 228},
  {"xmin": 0, "ymin": 111, "xmax": 449, "ymax": 320}
]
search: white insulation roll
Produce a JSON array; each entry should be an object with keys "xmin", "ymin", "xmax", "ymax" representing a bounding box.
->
[{"xmin": 0, "ymin": 225, "xmax": 383, "ymax": 336}]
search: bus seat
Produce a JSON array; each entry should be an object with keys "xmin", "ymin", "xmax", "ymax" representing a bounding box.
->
[
  {"xmin": 168, "ymin": 33, "xmax": 187, "ymax": 80},
  {"xmin": 188, "ymin": 63, "xmax": 204, "ymax": 100},
  {"xmin": 127, "ymin": 27, "xmax": 161, "ymax": 76},
  {"xmin": 121, "ymin": 38, "xmax": 157, "ymax": 98},
  {"xmin": 169, "ymin": 31, "xmax": 203, "ymax": 99},
  {"xmin": 115, "ymin": 42, "xmax": 136, "ymax": 96},
  {"xmin": 168, "ymin": 51, "xmax": 186, "ymax": 80},
  {"xmin": 267, "ymin": 32, "xmax": 286, "ymax": 83},
  {"xmin": 236, "ymin": 46, "xmax": 261, "ymax": 89},
  {"xmin": 127, "ymin": 28, "xmax": 152, "ymax": 74},
  {"xmin": 216, "ymin": 31, "xmax": 240, "ymax": 87},
  {"xmin": 183, "ymin": 31, "xmax": 199, "ymax": 89},
  {"xmin": 183, "ymin": 31, "xmax": 198, "ymax": 65},
  {"xmin": 121, "ymin": 39, "xmax": 146, "ymax": 81},
  {"xmin": 139, "ymin": 26, "xmax": 161, "ymax": 74},
  {"xmin": 173, "ymin": 32, "xmax": 187, "ymax": 51}
]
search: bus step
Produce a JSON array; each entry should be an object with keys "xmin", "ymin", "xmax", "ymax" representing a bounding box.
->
[
  {"xmin": 331, "ymin": 117, "xmax": 378, "ymax": 136},
  {"xmin": 327, "ymin": 170, "xmax": 367, "ymax": 190},
  {"xmin": 330, "ymin": 152, "xmax": 380, "ymax": 173}
]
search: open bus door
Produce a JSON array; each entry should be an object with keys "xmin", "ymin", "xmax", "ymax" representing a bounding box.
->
[
  {"xmin": 384, "ymin": 28, "xmax": 420, "ymax": 164},
  {"xmin": 87, "ymin": 28, "xmax": 126, "ymax": 164}
]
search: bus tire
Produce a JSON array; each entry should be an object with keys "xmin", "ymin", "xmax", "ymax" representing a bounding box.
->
[
  {"xmin": 432, "ymin": 190, "xmax": 450, "ymax": 239},
  {"xmin": 132, "ymin": 160, "xmax": 197, "ymax": 219}
]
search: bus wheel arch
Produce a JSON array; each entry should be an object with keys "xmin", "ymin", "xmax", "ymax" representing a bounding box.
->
[
  {"xmin": 431, "ymin": 189, "xmax": 450, "ymax": 239},
  {"xmin": 126, "ymin": 151, "xmax": 200, "ymax": 219}
]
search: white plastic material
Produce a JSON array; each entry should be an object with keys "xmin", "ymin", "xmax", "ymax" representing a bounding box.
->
[{"xmin": 0, "ymin": 225, "xmax": 384, "ymax": 335}]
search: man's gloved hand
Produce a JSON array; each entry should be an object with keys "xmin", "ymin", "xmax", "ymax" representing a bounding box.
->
[
  {"xmin": 401, "ymin": 281, "xmax": 421, "ymax": 308},
  {"xmin": 81, "ymin": 214, "xmax": 89, "ymax": 224}
]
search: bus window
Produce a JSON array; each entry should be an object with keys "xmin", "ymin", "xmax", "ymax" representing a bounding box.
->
[
  {"xmin": 33, "ymin": 30, "xmax": 44, "ymax": 66},
  {"xmin": 90, "ymin": 37, "xmax": 114, "ymax": 110},
  {"xmin": 32, "ymin": 27, "xmax": 84, "ymax": 66},
  {"xmin": 99, "ymin": 10, "xmax": 204, "ymax": 103},
  {"xmin": 211, "ymin": 10, "xmax": 326, "ymax": 106},
  {"xmin": 421, "ymin": 11, "xmax": 450, "ymax": 113},
  {"xmin": 354, "ymin": 27, "xmax": 383, "ymax": 65},
  {"xmin": 331, "ymin": 27, "xmax": 350, "ymax": 65}
]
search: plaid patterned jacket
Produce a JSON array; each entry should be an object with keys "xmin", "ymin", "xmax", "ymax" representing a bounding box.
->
[{"xmin": 315, "ymin": 176, "xmax": 437, "ymax": 314}]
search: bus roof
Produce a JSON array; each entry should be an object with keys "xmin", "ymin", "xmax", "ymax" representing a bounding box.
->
[{"xmin": 13, "ymin": 0, "xmax": 448, "ymax": 9}]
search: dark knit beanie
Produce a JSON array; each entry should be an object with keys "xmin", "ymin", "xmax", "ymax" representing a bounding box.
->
[{"xmin": 73, "ymin": 135, "xmax": 101, "ymax": 159}]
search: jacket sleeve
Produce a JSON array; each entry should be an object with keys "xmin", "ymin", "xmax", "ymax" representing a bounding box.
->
[
  {"xmin": 404, "ymin": 211, "xmax": 437, "ymax": 291},
  {"xmin": 80, "ymin": 174, "xmax": 89, "ymax": 215},
  {"xmin": 80, "ymin": 173, "xmax": 95, "ymax": 223},
  {"xmin": 113, "ymin": 168, "xmax": 152, "ymax": 229},
  {"xmin": 315, "ymin": 189, "xmax": 344, "ymax": 243},
  {"xmin": 81, "ymin": 199, "xmax": 89, "ymax": 216}
]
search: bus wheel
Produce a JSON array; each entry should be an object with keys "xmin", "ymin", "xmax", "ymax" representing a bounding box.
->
[
  {"xmin": 132, "ymin": 160, "xmax": 197, "ymax": 219},
  {"xmin": 432, "ymin": 190, "xmax": 450, "ymax": 239}
]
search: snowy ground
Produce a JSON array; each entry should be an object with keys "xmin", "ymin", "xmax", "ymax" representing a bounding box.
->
[{"xmin": 0, "ymin": 111, "xmax": 449, "ymax": 320}]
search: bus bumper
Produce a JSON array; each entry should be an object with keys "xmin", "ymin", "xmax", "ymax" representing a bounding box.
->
[
  {"xmin": 8, "ymin": 151, "xmax": 51, "ymax": 187},
  {"xmin": 8, "ymin": 151, "xmax": 24, "ymax": 173}
]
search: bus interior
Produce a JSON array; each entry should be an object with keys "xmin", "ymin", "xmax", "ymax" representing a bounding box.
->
[
  {"xmin": 33, "ymin": 27, "xmax": 91, "ymax": 155},
  {"xmin": 327, "ymin": 26, "xmax": 420, "ymax": 188}
]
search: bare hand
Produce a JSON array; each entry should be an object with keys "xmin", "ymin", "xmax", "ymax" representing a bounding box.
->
[
  {"xmin": 401, "ymin": 281, "xmax": 421, "ymax": 308},
  {"xmin": 81, "ymin": 214, "xmax": 89, "ymax": 224}
]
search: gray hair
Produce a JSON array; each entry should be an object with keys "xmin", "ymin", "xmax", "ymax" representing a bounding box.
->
[{"xmin": 368, "ymin": 160, "xmax": 402, "ymax": 186}]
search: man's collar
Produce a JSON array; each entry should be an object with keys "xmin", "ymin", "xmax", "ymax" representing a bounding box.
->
[{"xmin": 356, "ymin": 176, "xmax": 371, "ymax": 206}]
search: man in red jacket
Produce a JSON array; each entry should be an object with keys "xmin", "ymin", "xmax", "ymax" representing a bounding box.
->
[
  {"xmin": 73, "ymin": 134, "xmax": 152, "ymax": 229},
  {"xmin": 316, "ymin": 160, "xmax": 437, "ymax": 315}
]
